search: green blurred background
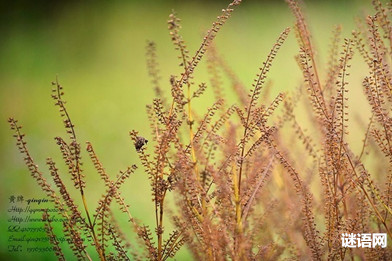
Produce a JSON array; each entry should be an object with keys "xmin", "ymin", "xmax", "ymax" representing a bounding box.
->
[{"xmin": 0, "ymin": 0, "xmax": 375, "ymax": 260}]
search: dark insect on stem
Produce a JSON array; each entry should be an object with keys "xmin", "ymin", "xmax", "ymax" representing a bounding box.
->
[{"xmin": 135, "ymin": 136, "xmax": 149, "ymax": 151}]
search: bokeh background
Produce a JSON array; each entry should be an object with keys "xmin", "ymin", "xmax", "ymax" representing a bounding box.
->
[{"xmin": 0, "ymin": 0, "xmax": 375, "ymax": 259}]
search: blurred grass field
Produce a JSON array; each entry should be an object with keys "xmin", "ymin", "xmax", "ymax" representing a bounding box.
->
[{"xmin": 0, "ymin": 0, "xmax": 375, "ymax": 259}]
